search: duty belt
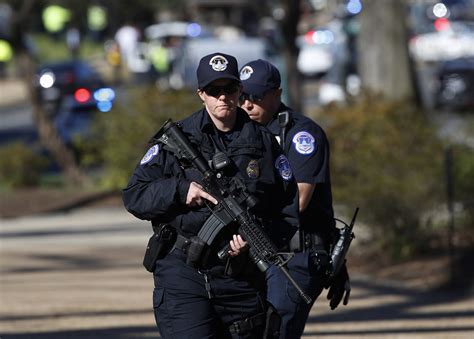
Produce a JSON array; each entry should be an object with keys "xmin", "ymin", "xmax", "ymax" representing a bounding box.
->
[
  {"xmin": 172, "ymin": 233, "xmax": 191, "ymax": 253},
  {"xmin": 228, "ymin": 312, "xmax": 265, "ymax": 335},
  {"xmin": 299, "ymin": 232, "xmax": 327, "ymax": 253}
]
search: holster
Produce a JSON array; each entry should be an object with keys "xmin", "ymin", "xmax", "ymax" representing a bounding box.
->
[
  {"xmin": 143, "ymin": 223, "xmax": 176, "ymax": 272},
  {"xmin": 300, "ymin": 230, "xmax": 331, "ymax": 275},
  {"xmin": 263, "ymin": 304, "xmax": 281, "ymax": 339},
  {"xmin": 172, "ymin": 234, "xmax": 210, "ymax": 268},
  {"xmin": 185, "ymin": 236, "xmax": 209, "ymax": 267}
]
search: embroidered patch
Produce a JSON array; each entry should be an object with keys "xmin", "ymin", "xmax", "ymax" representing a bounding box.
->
[
  {"xmin": 209, "ymin": 55, "xmax": 228, "ymax": 71},
  {"xmin": 140, "ymin": 145, "xmax": 159, "ymax": 165},
  {"xmin": 246, "ymin": 159, "xmax": 260, "ymax": 179},
  {"xmin": 275, "ymin": 154, "xmax": 292, "ymax": 181},
  {"xmin": 292, "ymin": 131, "xmax": 316, "ymax": 155},
  {"xmin": 240, "ymin": 66, "xmax": 254, "ymax": 80}
]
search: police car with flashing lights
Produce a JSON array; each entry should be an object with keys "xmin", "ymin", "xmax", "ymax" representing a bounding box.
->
[
  {"xmin": 53, "ymin": 87, "xmax": 115, "ymax": 147},
  {"xmin": 35, "ymin": 59, "xmax": 108, "ymax": 113}
]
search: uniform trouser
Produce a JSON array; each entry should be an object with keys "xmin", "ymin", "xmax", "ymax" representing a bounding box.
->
[
  {"xmin": 153, "ymin": 248, "xmax": 266, "ymax": 339},
  {"xmin": 266, "ymin": 251, "xmax": 327, "ymax": 339}
]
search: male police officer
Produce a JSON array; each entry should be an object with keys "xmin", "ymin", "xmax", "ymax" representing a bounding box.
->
[
  {"xmin": 123, "ymin": 53, "xmax": 300, "ymax": 338},
  {"xmin": 239, "ymin": 59, "xmax": 351, "ymax": 338}
]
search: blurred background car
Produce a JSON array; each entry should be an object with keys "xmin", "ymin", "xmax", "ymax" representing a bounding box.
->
[
  {"xmin": 296, "ymin": 28, "xmax": 336, "ymax": 78},
  {"xmin": 122, "ymin": 21, "xmax": 212, "ymax": 85},
  {"xmin": 144, "ymin": 21, "xmax": 211, "ymax": 41},
  {"xmin": 54, "ymin": 87, "xmax": 115, "ymax": 147},
  {"xmin": 409, "ymin": 19, "xmax": 474, "ymax": 62},
  {"xmin": 169, "ymin": 34, "xmax": 272, "ymax": 89},
  {"xmin": 35, "ymin": 59, "xmax": 108, "ymax": 113},
  {"xmin": 436, "ymin": 57, "xmax": 474, "ymax": 110}
]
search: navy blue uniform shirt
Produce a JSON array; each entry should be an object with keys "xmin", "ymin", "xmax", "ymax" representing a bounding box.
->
[
  {"xmin": 123, "ymin": 107, "xmax": 299, "ymax": 249},
  {"xmin": 266, "ymin": 104, "xmax": 335, "ymax": 240}
]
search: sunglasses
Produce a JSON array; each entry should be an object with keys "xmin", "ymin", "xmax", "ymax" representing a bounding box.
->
[
  {"xmin": 203, "ymin": 83, "xmax": 240, "ymax": 97},
  {"xmin": 239, "ymin": 93, "xmax": 264, "ymax": 104}
]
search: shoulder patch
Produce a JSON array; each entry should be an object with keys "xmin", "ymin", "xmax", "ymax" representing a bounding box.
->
[
  {"xmin": 140, "ymin": 144, "xmax": 160, "ymax": 165},
  {"xmin": 292, "ymin": 131, "xmax": 316, "ymax": 155},
  {"xmin": 275, "ymin": 154, "xmax": 293, "ymax": 181}
]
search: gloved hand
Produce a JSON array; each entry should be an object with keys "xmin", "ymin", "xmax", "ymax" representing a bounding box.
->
[{"xmin": 326, "ymin": 261, "xmax": 351, "ymax": 310}]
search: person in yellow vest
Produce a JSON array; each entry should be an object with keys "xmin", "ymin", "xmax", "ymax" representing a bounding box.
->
[
  {"xmin": 148, "ymin": 42, "xmax": 170, "ymax": 87},
  {"xmin": 87, "ymin": 5, "xmax": 108, "ymax": 41},
  {"xmin": 0, "ymin": 39, "xmax": 13, "ymax": 78},
  {"xmin": 104, "ymin": 40, "xmax": 122, "ymax": 84},
  {"xmin": 42, "ymin": 5, "xmax": 71, "ymax": 39}
]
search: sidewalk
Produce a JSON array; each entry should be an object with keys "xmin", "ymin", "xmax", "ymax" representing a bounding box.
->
[
  {"xmin": 0, "ymin": 78, "xmax": 28, "ymax": 107},
  {"xmin": 1, "ymin": 206, "xmax": 473, "ymax": 338}
]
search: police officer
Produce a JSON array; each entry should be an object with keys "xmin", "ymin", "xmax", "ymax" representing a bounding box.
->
[
  {"xmin": 239, "ymin": 59, "xmax": 351, "ymax": 338},
  {"xmin": 123, "ymin": 53, "xmax": 300, "ymax": 338}
]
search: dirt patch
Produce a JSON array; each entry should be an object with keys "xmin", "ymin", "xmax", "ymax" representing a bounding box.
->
[{"xmin": 0, "ymin": 188, "xmax": 122, "ymax": 218}]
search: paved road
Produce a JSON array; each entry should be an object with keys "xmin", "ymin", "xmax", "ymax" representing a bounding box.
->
[{"xmin": 1, "ymin": 207, "xmax": 473, "ymax": 338}]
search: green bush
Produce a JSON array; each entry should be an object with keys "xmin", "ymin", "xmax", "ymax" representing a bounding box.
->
[
  {"xmin": 77, "ymin": 86, "xmax": 199, "ymax": 189},
  {"xmin": 452, "ymin": 144, "xmax": 474, "ymax": 228},
  {"xmin": 319, "ymin": 96, "xmax": 445, "ymax": 259},
  {"xmin": 30, "ymin": 33, "xmax": 104, "ymax": 64},
  {"xmin": 0, "ymin": 142, "xmax": 49, "ymax": 188}
]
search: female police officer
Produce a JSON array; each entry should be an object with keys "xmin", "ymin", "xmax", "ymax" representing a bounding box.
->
[{"xmin": 123, "ymin": 52, "xmax": 300, "ymax": 338}]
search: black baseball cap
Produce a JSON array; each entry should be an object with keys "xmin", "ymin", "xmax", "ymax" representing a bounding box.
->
[
  {"xmin": 196, "ymin": 52, "xmax": 241, "ymax": 89},
  {"xmin": 239, "ymin": 59, "xmax": 281, "ymax": 97}
]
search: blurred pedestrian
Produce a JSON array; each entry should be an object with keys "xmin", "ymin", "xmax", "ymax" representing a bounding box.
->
[
  {"xmin": 114, "ymin": 23, "xmax": 139, "ymax": 76},
  {"xmin": 0, "ymin": 38, "xmax": 13, "ymax": 78},
  {"xmin": 104, "ymin": 40, "xmax": 122, "ymax": 84},
  {"xmin": 123, "ymin": 52, "xmax": 300, "ymax": 338},
  {"xmin": 148, "ymin": 42, "xmax": 170, "ymax": 88},
  {"xmin": 66, "ymin": 26, "xmax": 80, "ymax": 59},
  {"xmin": 239, "ymin": 59, "xmax": 351, "ymax": 339}
]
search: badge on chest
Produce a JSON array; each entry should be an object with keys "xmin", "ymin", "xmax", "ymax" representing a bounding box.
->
[{"xmin": 246, "ymin": 159, "xmax": 260, "ymax": 179}]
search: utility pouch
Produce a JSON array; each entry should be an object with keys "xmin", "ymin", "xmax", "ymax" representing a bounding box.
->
[
  {"xmin": 309, "ymin": 248, "xmax": 331, "ymax": 277},
  {"xmin": 185, "ymin": 236, "xmax": 208, "ymax": 267},
  {"xmin": 143, "ymin": 223, "xmax": 176, "ymax": 272},
  {"xmin": 289, "ymin": 230, "xmax": 302, "ymax": 252}
]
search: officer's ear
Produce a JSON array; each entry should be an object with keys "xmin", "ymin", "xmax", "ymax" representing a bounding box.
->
[
  {"xmin": 275, "ymin": 88, "xmax": 282, "ymax": 99},
  {"xmin": 197, "ymin": 88, "xmax": 206, "ymax": 102}
]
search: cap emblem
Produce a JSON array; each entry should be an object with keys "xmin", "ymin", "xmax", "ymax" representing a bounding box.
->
[
  {"xmin": 209, "ymin": 55, "xmax": 228, "ymax": 71},
  {"xmin": 240, "ymin": 66, "xmax": 254, "ymax": 80}
]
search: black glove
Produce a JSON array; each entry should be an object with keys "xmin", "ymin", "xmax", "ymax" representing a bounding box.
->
[{"xmin": 326, "ymin": 261, "xmax": 351, "ymax": 310}]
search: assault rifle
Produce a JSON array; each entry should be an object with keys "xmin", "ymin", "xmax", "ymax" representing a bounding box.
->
[{"xmin": 155, "ymin": 119, "xmax": 312, "ymax": 304}]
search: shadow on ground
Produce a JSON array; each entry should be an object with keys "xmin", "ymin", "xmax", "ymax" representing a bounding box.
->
[
  {"xmin": 305, "ymin": 277, "xmax": 474, "ymax": 337},
  {"xmin": 1, "ymin": 326, "xmax": 160, "ymax": 339},
  {"xmin": 2, "ymin": 277, "xmax": 473, "ymax": 338}
]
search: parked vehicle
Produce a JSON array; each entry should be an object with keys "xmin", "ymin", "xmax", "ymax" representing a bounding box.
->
[
  {"xmin": 35, "ymin": 59, "xmax": 107, "ymax": 113},
  {"xmin": 436, "ymin": 57, "xmax": 474, "ymax": 110},
  {"xmin": 296, "ymin": 19, "xmax": 351, "ymax": 82},
  {"xmin": 409, "ymin": 20, "xmax": 474, "ymax": 62},
  {"xmin": 54, "ymin": 87, "xmax": 115, "ymax": 146},
  {"xmin": 170, "ymin": 36, "xmax": 271, "ymax": 89}
]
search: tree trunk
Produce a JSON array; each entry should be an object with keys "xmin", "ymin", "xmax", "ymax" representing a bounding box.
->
[
  {"xmin": 280, "ymin": 0, "xmax": 302, "ymax": 112},
  {"xmin": 357, "ymin": 0, "xmax": 417, "ymax": 102},
  {"xmin": 22, "ymin": 54, "xmax": 89, "ymax": 186},
  {"xmin": 10, "ymin": 0, "xmax": 88, "ymax": 186}
]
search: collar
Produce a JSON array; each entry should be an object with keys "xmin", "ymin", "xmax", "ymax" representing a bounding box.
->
[{"xmin": 199, "ymin": 107, "xmax": 247, "ymax": 134}]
